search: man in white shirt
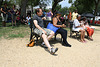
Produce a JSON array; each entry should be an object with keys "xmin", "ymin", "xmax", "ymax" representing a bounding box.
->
[{"xmin": 72, "ymin": 15, "xmax": 86, "ymax": 43}]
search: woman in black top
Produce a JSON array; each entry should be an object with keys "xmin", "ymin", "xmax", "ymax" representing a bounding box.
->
[{"xmin": 52, "ymin": 12, "xmax": 71, "ymax": 47}]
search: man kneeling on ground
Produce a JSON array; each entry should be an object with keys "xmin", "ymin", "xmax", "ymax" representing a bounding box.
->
[{"xmin": 33, "ymin": 8, "xmax": 58, "ymax": 55}]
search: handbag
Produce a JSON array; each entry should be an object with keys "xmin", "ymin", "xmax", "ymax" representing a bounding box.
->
[
  {"xmin": 27, "ymin": 39, "xmax": 35, "ymax": 47},
  {"xmin": 47, "ymin": 23, "xmax": 59, "ymax": 33}
]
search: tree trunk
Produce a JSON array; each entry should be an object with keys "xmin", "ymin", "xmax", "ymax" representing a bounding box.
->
[
  {"xmin": 52, "ymin": 1, "xmax": 59, "ymax": 13},
  {"xmin": 0, "ymin": 0, "xmax": 3, "ymax": 8},
  {"xmin": 20, "ymin": 0, "xmax": 28, "ymax": 17},
  {"xmin": 93, "ymin": 0, "xmax": 100, "ymax": 24}
]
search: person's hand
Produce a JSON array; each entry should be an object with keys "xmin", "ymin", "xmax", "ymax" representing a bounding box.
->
[
  {"xmin": 62, "ymin": 24, "xmax": 66, "ymax": 28},
  {"xmin": 42, "ymin": 17, "xmax": 46, "ymax": 20},
  {"xmin": 4, "ymin": 12, "xmax": 6, "ymax": 14}
]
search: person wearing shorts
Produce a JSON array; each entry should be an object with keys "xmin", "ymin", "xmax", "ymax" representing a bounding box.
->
[{"xmin": 33, "ymin": 8, "xmax": 58, "ymax": 55}]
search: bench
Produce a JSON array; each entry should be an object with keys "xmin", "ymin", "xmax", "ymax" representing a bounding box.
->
[{"xmin": 29, "ymin": 19, "xmax": 62, "ymax": 43}]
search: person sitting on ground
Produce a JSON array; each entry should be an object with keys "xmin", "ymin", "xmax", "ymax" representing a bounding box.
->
[
  {"xmin": 21, "ymin": 15, "xmax": 27, "ymax": 24},
  {"xmin": 81, "ymin": 17, "xmax": 94, "ymax": 41},
  {"xmin": 52, "ymin": 12, "xmax": 71, "ymax": 47},
  {"xmin": 33, "ymin": 8, "xmax": 58, "ymax": 55},
  {"xmin": 72, "ymin": 15, "xmax": 86, "ymax": 43},
  {"xmin": 26, "ymin": 14, "xmax": 31, "ymax": 25}
]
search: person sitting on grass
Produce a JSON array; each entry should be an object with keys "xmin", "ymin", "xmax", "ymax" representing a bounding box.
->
[
  {"xmin": 33, "ymin": 8, "xmax": 58, "ymax": 55},
  {"xmin": 26, "ymin": 14, "xmax": 31, "ymax": 25},
  {"xmin": 72, "ymin": 15, "xmax": 86, "ymax": 43}
]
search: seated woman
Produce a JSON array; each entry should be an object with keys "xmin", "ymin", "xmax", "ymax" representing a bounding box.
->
[
  {"xmin": 52, "ymin": 12, "xmax": 71, "ymax": 47},
  {"xmin": 81, "ymin": 17, "xmax": 94, "ymax": 41},
  {"xmin": 72, "ymin": 15, "xmax": 86, "ymax": 43}
]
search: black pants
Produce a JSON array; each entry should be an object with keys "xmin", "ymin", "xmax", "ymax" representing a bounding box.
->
[{"xmin": 56, "ymin": 28, "xmax": 68, "ymax": 44}]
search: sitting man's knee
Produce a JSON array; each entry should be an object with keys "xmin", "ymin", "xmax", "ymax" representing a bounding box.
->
[
  {"xmin": 50, "ymin": 31, "xmax": 55, "ymax": 36},
  {"xmin": 41, "ymin": 33, "xmax": 47, "ymax": 38}
]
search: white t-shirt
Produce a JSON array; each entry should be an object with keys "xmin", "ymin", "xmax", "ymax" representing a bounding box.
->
[
  {"xmin": 72, "ymin": 19, "xmax": 83, "ymax": 31},
  {"xmin": 73, "ymin": 19, "xmax": 80, "ymax": 29},
  {"xmin": 26, "ymin": 17, "xmax": 31, "ymax": 21}
]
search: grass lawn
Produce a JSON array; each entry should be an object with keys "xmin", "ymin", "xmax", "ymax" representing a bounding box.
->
[{"xmin": 0, "ymin": 22, "xmax": 30, "ymax": 39}]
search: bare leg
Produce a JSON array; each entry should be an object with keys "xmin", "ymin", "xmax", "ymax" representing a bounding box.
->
[
  {"xmin": 79, "ymin": 30, "xmax": 84, "ymax": 42},
  {"xmin": 12, "ymin": 21, "xmax": 13, "ymax": 26},
  {"xmin": 41, "ymin": 34, "xmax": 52, "ymax": 50},
  {"xmin": 83, "ymin": 30, "xmax": 85, "ymax": 41},
  {"xmin": 47, "ymin": 31, "xmax": 55, "ymax": 41},
  {"xmin": 15, "ymin": 20, "xmax": 16, "ymax": 26}
]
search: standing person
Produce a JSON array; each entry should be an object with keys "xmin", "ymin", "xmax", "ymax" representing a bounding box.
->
[
  {"xmin": 46, "ymin": 9, "xmax": 53, "ymax": 20},
  {"xmin": 16, "ymin": 9, "xmax": 20, "ymax": 21},
  {"xmin": 52, "ymin": 12, "xmax": 71, "ymax": 47},
  {"xmin": 7, "ymin": 8, "xmax": 12, "ymax": 22},
  {"xmin": 20, "ymin": 15, "xmax": 26, "ymax": 24},
  {"xmin": 68, "ymin": 10, "xmax": 72, "ymax": 21},
  {"xmin": 67, "ymin": 10, "xmax": 72, "ymax": 27},
  {"xmin": 72, "ymin": 15, "xmax": 86, "ymax": 43},
  {"xmin": 11, "ymin": 5, "xmax": 16, "ymax": 26},
  {"xmin": 33, "ymin": 8, "xmax": 58, "ymax": 55},
  {"xmin": 72, "ymin": 10, "xmax": 78, "ymax": 21},
  {"xmin": 0, "ymin": 3, "xmax": 8, "ymax": 27}
]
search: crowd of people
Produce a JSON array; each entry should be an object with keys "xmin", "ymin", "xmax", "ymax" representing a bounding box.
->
[
  {"xmin": 0, "ymin": 3, "xmax": 32, "ymax": 27},
  {"xmin": 32, "ymin": 8, "xmax": 95, "ymax": 55},
  {"xmin": 0, "ymin": 3, "xmax": 94, "ymax": 55}
]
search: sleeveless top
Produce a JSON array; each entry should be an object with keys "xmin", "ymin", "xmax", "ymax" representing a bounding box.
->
[{"xmin": 57, "ymin": 18, "xmax": 62, "ymax": 25}]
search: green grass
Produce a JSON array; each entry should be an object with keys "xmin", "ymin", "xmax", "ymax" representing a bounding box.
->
[{"xmin": 0, "ymin": 22, "xmax": 30, "ymax": 39}]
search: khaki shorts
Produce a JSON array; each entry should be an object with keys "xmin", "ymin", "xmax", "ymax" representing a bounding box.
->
[{"xmin": 34, "ymin": 28, "xmax": 52, "ymax": 36}]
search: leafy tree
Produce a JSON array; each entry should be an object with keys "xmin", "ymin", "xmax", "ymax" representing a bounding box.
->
[
  {"xmin": 0, "ymin": 0, "xmax": 3, "ymax": 8},
  {"xmin": 71, "ymin": 0, "xmax": 95, "ymax": 14},
  {"xmin": 68, "ymin": 5, "xmax": 77, "ymax": 13},
  {"xmin": 69, "ymin": 0, "xmax": 100, "ymax": 24},
  {"xmin": 20, "ymin": 0, "xmax": 28, "ymax": 17},
  {"xmin": 59, "ymin": 7, "xmax": 68, "ymax": 16},
  {"xmin": 52, "ymin": 0, "xmax": 63, "ymax": 13}
]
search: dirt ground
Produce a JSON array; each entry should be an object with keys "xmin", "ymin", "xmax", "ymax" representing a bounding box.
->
[{"xmin": 0, "ymin": 26, "xmax": 100, "ymax": 67}]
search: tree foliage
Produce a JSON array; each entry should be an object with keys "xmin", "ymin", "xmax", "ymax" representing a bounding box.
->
[
  {"xmin": 52, "ymin": 0, "xmax": 63, "ymax": 13},
  {"xmin": 59, "ymin": 7, "xmax": 68, "ymax": 16}
]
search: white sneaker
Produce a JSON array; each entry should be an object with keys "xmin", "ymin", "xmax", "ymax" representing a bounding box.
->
[{"xmin": 50, "ymin": 48, "xmax": 58, "ymax": 55}]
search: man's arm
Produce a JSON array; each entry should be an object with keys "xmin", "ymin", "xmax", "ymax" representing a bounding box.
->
[
  {"xmin": 1, "ymin": 8, "xmax": 6, "ymax": 14},
  {"xmin": 33, "ymin": 20, "xmax": 47, "ymax": 34},
  {"xmin": 53, "ymin": 18, "xmax": 66, "ymax": 28}
]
